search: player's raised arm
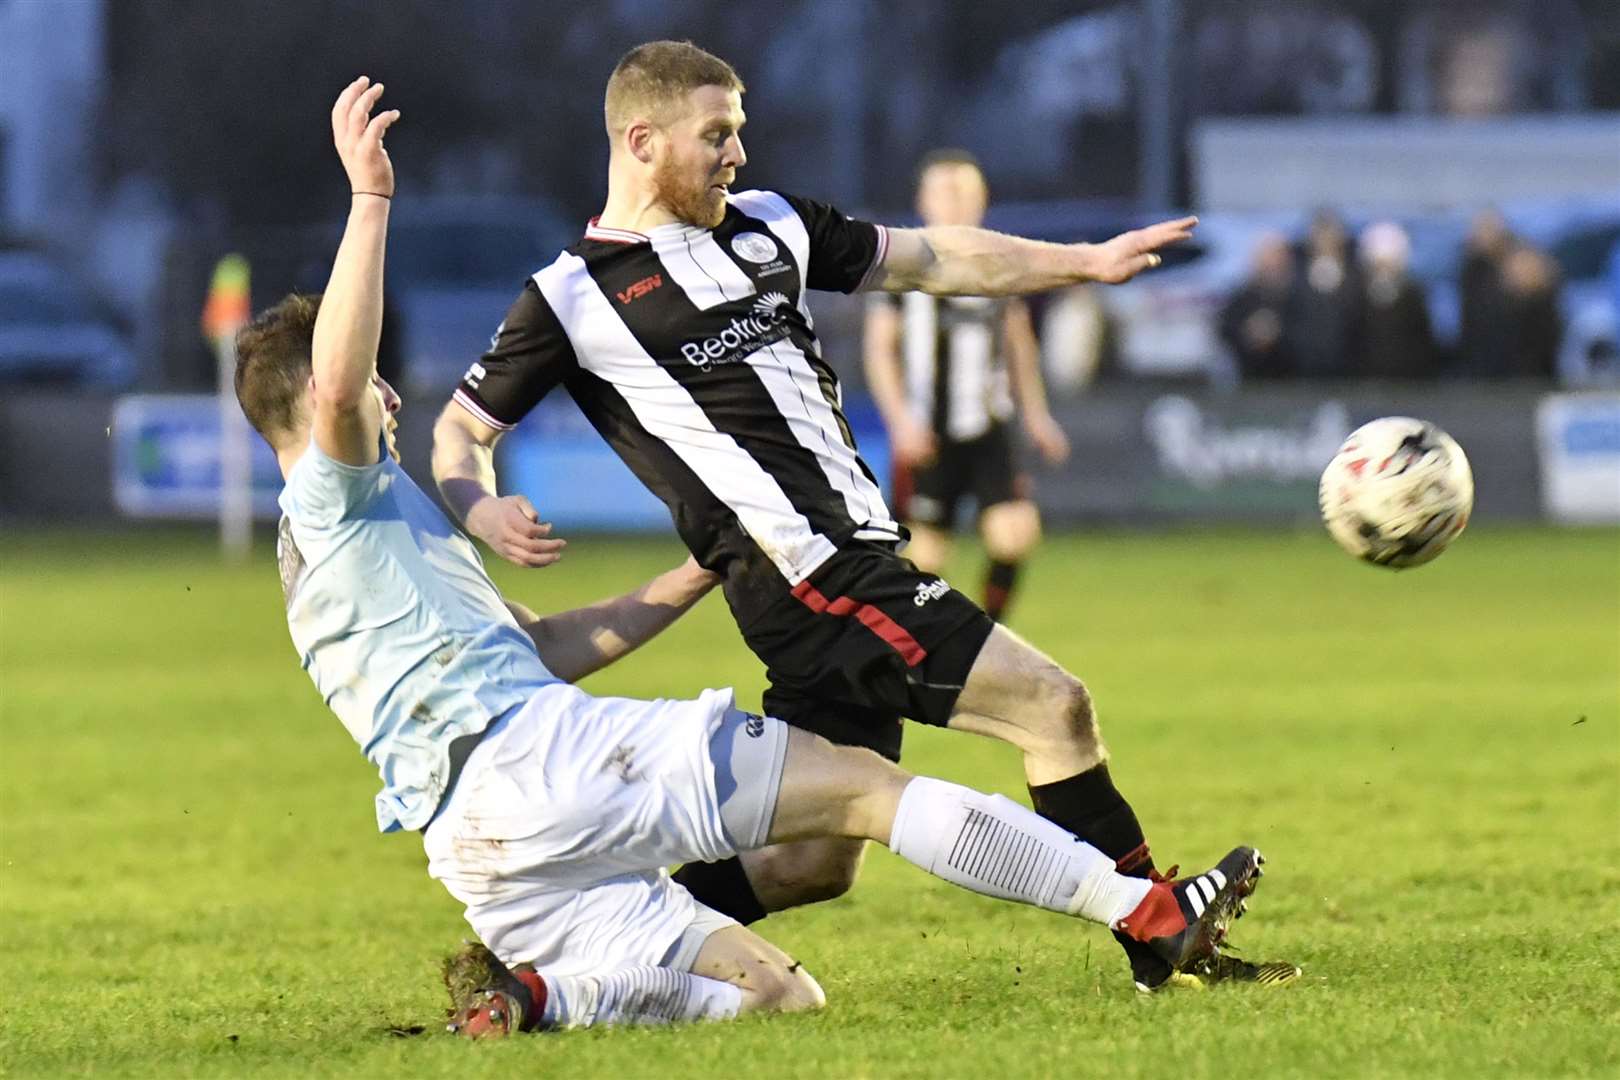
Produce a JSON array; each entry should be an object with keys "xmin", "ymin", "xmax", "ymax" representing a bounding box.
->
[
  {"xmin": 309, "ymin": 76, "xmax": 400, "ymax": 466},
  {"xmin": 868, "ymin": 216, "xmax": 1198, "ymax": 297},
  {"xmin": 502, "ymin": 556, "xmax": 721, "ymax": 683}
]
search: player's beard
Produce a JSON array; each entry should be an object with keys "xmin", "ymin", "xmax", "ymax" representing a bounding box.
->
[{"xmin": 653, "ymin": 151, "xmax": 727, "ymax": 229}]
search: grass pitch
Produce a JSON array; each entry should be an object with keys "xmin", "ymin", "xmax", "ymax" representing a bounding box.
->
[{"xmin": 2, "ymin": 525, "xmax": 1616, "ymax": 1078}]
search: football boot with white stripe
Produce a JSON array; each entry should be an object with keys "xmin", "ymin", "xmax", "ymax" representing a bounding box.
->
[{"xmin": 1112, "ymin": 846, "xmax": 1264, "ymax": 982}]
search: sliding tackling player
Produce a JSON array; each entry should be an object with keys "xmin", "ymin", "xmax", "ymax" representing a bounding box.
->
[{"xmin": 432, "ymin": 41, "xmax": 1298, "ymax": 991}]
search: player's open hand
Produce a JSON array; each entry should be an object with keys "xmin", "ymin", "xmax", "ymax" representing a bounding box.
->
[
  {"xmin": 893, "ymin": 420, "xmax": 938, "ymax": 468},
  {"xmin": 1086, "ymin": 216, "xmax": 1198, "ymax": 284},
  {"xmin": 331, "ymin": 76, "xmax": 400, "ymax": 198},
  {"xmin": 466, "ymin": 494, "xmax": 567, "ymax": 568}
]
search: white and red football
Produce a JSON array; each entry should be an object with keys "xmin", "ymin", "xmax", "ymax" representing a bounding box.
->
[{"xmin": 1318, "ymin": 417, "xmax": 1474, "ymax": 569}]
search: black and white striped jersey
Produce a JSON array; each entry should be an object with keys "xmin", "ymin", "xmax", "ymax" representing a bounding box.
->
[
  {"xmin": 453, "ymin": 190, "xmax": 899, "ymax": 590},
  {"xmin": 876, "ymin": 293, "xmax": 1014, "ymax": 443}
]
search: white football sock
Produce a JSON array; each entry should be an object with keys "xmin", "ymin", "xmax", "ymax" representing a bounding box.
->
[
  {"xmin": 538, "ymin": 966, "xmax": 744, "ymax": 1029},
  {"xmin": 888, "ymin": 776, "xmax": 1152, "ymax": 926}
]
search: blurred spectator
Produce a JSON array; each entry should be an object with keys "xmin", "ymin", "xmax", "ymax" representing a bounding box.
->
[
  {"xmin": 1439, "ymin": 21, "xmax": 1522, "ymax": 117},
  {"xmin": 1459, "ymin": 208, "xmax": 1515, "ymax": 375},
  {"xmin": 1498, "ymin": 243, "xmax": 1561, "ymax": 378},
  {"xmin": 1459, "ymin": 209, "xmax": 1562, "ymax": 379},
  {"xmin": 1356, "ymin": 221, "xmax": 1439, "ymax": 379},
  {"xmin": 1288, "ymin": 209, "xmax": 1361, "ymax": 377},
  {"xmin": 1220, "ymin": 231, "xmax": 1296, "ymax": 380}
]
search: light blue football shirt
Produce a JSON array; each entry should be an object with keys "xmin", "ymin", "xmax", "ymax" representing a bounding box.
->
[{"xmin": 276, "ymin": 437, "xmax": 559, "ymax": 832}]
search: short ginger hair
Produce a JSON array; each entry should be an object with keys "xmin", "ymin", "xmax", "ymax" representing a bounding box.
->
[{"xmin": 604, "ymin": 40, "xmax": 745, "ymax": 136}]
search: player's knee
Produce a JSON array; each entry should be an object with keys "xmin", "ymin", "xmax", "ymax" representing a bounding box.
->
[
  {"xmin": 752, "ymin": 962, "xmax": 827, "ymax": 1014},
  {"xmin": 795, "ymin": 852, "xmax": 862, "ymax": 903},
  {"xmin": 748, "ymin": 840, "xmax": 865, "ymax": 905},
  {"xmin": 983, "ymin": 502, "xmax": 1041, "ymax": 561},
  {"xmin": 1032, "ymin": 671, "xmax": 1099, "ymax": 754}
]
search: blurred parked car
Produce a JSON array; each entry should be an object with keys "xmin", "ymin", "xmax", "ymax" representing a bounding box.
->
[
  {"xmin": 383, "ymin": 197, "xmax": 575, "ymax": 392},
  {"xmin": 0, "ymin": 251, "xmax": 136, "ymax": 387}
]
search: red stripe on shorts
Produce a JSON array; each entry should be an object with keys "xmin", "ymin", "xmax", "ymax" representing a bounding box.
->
[{"xmin": 790, "ymin": 580, "xmax": 929, "ymax": 667}]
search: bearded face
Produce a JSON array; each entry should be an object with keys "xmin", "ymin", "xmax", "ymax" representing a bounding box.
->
[
  {"xmin": 652, "ymin": 141, "xmax": 730, "ymax": 229},
  {"xmin": 645, "ymin": 86, "xmax": 744, "ymax": 229}
]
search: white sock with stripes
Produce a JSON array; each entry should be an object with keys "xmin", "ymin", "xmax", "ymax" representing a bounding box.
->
[
  {"xmin": 888, "ymin": 776, "xmax": 1152, "ymax": 926},
  {"xmin": 538, "ymin": 966, "xmax": 744, "ymax": 1029}
]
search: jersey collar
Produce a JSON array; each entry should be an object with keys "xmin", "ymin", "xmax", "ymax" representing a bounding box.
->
[
  {"xmin": 584, "ymin": 216, "xmax": 720, "ymax": 245},
  {"xmin": 584, "ymin": 217, "xmax": 648, "ymax": 245}
]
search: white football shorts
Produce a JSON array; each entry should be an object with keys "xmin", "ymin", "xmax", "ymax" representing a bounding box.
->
[{"xmin": 422, "ymin": 682, "xmax": 787, "ymax": 977}]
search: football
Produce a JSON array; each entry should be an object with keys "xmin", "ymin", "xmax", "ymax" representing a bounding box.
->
[{"xmin": 1318, "ymin": 417, "xmax": 1474, "ymax": 568}]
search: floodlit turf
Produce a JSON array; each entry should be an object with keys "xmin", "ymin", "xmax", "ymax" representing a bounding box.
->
[{"xmin": 2, "ymin": 525, "xmax": 1616, "ymax": 1078}]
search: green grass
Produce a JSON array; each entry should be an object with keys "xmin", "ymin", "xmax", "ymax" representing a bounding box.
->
[{"xmin": 2, "ymin": 525, "xmax": 1617, "ymax": 1078}]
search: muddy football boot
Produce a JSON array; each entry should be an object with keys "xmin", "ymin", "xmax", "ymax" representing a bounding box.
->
[{"xmin": 1114, "ymin": 847, "xmax": 1264, "ymax": 980}]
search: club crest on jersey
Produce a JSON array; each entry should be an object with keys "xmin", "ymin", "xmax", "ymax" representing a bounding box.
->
[
  {"xmin": 730, "ymin": 232, "xmax": 779, "ymax": 264},
  {"xmin": 679, "ymin": 292, "xmax": 793, "ymax": 371}
]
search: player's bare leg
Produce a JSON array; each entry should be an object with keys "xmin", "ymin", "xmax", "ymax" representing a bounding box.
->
[
  {"xmin": 447, "ymin": 926, "xmax": 825, "ymax": 1037},
  {"xmin": 739, "ymin": 837, "xmax": 868, "ymax": 910},
  {"xmin": 949, "ymin": 625, "xmax": 1103, "ymax": 780},
  {"xmin": 687, "ymin": 924, "xmax": 825, "ymax": 1013},
  {"xmin": 978, "ymin": 498, "xmax": 1041, "ymax": 621},
  {"xmin": 902, "ymin": 520, "xmax": 952, "ymax": 575},
  {"xmin": 764, "ymin": 727, "xmax": 1260, "ymax": 963}
]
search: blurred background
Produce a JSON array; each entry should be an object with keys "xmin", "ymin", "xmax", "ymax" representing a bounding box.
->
[{"xmin": 1, "ymin": 0, "xmax": 1617, "ymax": 534}]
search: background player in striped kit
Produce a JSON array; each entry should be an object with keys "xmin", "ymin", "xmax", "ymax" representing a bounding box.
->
[
  {"xmin": 433, "ymin": 41, "xmax": 1296, "ymax": 992},
  {"xmin": 864, "ymin": 149, "xmax": 1070, "ymax": 623}
]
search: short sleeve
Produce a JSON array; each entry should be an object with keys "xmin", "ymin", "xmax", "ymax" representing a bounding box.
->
[
  {"xmin": 452, "ymin": 282, "xmax": 578, "ymax": 430},
  {"xmin": 779, "ymin": 194, "xmax": 889, "ymax": 294},
  {"xmin": 281, "ymin": 437, "xmax": 391, "ymax": 528}
]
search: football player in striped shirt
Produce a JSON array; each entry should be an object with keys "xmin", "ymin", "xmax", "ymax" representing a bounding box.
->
[
  {"xmin": 432, "ymin": 42, "xmax": 1297, "ymax": 992},
  {"xmin": 864, "ymin": 148, "xmax": 1071, "ymax": 623}
]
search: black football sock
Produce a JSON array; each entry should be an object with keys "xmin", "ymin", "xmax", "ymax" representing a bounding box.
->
[
  {"xmin": 1028, "ymin": 763, "xmax": 1155, "ymax": 877},
  {"xmin": 983, "ymin": 559, "xmax": 1021, "ymax": 623},
  {"xmin": 1030, "ymin": 765, "xmax": 1168, "ymax": 977},
  {"xmin": 671, "ymin": 857, "xmax": 768, "ymax": 925}
]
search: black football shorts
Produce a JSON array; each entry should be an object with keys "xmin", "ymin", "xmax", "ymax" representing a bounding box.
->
[
  {"xmin": 732, "ymin": 541, "xmax": 995, "ymax": 762},
  {"xmin": 894, "ymin": 421, "xmax": 1028, "ymax": 530}
]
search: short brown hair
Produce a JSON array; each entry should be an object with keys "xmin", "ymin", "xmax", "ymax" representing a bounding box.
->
[
  {"xmin": 605, "ymin": 40, "xmax": 744, "ymax": 135},
  {"xmin": 235, "ymin": 292, "xmax": 320, "ymax": 445}
]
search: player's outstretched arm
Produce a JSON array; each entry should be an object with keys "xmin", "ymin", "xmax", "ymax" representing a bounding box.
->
[
  {"xmin": 503, "ymin": 556, "xmax": 720, "ymax": 682},
  {"xmin": 310, "ymin": 76, "xmax": 400, "ymax": 466},
  {"xmin": 869, "ymin": 216, "xmax": 1197, "ymax": 298},
  {"xmin": 432, "ymin": 404, "xmax": 566, "ymax": 567}
]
